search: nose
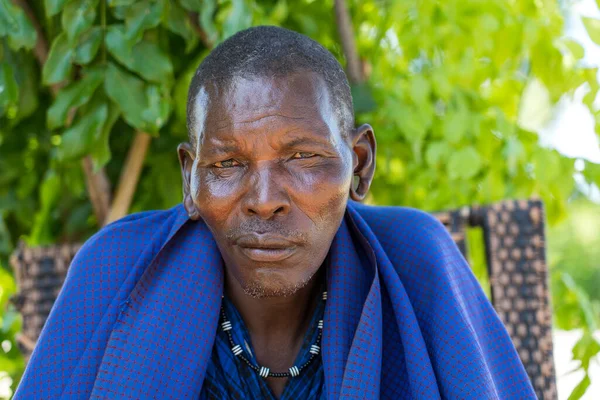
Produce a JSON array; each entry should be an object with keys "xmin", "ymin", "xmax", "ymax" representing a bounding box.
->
[{"xmin": 243, "ymin": 165, "xmax": 290, "ymax": 219}]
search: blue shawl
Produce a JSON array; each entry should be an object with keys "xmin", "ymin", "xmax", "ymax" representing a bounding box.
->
[{"xmin": 14, "ymin": 201, "xmax": 536, "ymax": 399}]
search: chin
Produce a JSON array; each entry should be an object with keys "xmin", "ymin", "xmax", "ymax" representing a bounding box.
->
[{"xmin": 240, "ymin": 267, "xmax": 316, "ymax": 298}]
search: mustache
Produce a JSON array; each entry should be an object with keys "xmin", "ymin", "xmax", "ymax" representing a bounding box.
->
[{"xmin": 225, "ymin": 220, "xmax": 309, "ymax": 243}]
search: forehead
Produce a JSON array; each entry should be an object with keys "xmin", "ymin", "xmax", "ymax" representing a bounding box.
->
[{"xmin": 190, "ymin": 72, "xmax": 341, "ymax": 148}]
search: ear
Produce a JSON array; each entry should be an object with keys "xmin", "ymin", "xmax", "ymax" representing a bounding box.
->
[
  {"xmin": 177, "ymin": 142, "xmax": 201, "ymax": 220},
  {"xmin": 349, "ymin": 124, "xmax": 376, "ymax": 202}
]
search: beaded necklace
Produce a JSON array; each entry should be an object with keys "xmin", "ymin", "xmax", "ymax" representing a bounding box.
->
[{"xmin": 220, "ymin": 291, "xmax": 327, "ymax": 379}]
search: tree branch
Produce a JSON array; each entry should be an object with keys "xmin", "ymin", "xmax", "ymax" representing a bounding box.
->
[
  {"xmin": 105, "ymin": 132, "xmax": 152, "ymax": 225},
  {"xmin": 13, "ymin": 0, "xmax": 112, "ymax": 225},
  {"xmin": 334, "ymin": 0, "xmax": 364, "ymax": 84}
]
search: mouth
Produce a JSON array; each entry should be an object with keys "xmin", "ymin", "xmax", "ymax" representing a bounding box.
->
[{"xmin": 235, "ymin": 234, "xmax": 299, "ymax": 262}]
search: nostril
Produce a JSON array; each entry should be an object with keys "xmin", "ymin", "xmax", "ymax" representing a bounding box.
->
[{"xmin": 274, "ymin": 206, "xmax": 285, "ymax": 214}]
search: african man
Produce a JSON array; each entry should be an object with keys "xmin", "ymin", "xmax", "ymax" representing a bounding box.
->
[{"xmin": 15, "ymin": 26, "xmax": 536, "ymax": 400}]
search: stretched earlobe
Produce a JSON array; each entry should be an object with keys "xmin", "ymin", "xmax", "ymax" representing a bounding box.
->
[
  {"xmin": 185, "ymin": 195, "xmax": 201, "ymax": 220},
  {"xmin": 349, "ymin": 175, "xmax": 369, "ymax": 201}
]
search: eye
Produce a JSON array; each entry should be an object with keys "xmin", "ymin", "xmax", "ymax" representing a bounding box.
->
[
  {"xmin": 292, "ymin": 152, "xmax": 317, "ymax": 159},
  {"xmin": 213, "ymin": 159, "xmax": 240, "ymax": 168}
]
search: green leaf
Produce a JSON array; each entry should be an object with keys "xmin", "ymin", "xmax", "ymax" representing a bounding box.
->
[
  {"xmin": 42, "ymin": 33, "xmax": 74, "ymax": 85},
  {"xmin": 141, "ymin": 85, "xmax": 170, "ymax": 130},
  {"xmin": 558, "ymin": 38, "xmax": 585, "ymax": 60},
  {"xmin": 583, "ymin": 17, "xmax": 600, "ymax": 46},
  {"xmin": 572, "ymin": 334, "xmax": 600, "ymax": 371},
  {"xmin": 443, "ymin": 110, "xmax": 469, "ymax": 144},
  {"xmin": 105, "ymin": 62, "xmax": 145, "ymax": 128},
  {"xmin": 47, "ymin": 67, "xmax": 104, "ymax": 129},
  {"xmin": 222, "ymin": 0, "xmax": 251, "ymax": 39},
  {"xmin": 29, "ymin": 170, "xmax": 61, "ymax": 246},
  {"xmin": 108, "ymin": 0, "xmax": 136, "ymax": 6},
  {"xmin": 58, "ymin": 100, "xmax": 108, "ymax": 160},
  {"xmin": 164, "ymin": 1, "xmax": 198, "ymax": 53},
  {"xmin": 568, "ymin": 375, "xmax": 590, "ymax": 400},
  {"xmin": 179, "ymin": 0, "xmax": 201, "ymax": 11},
  {"xmin": 447, "ymin": 146, "xmax": 482, "ymax": 180},
  {"xmin": 104, "ymin": 62, "xmax": 170, "ymax": 133},
  {"xmin": 45, "ymin": 0, "xmax": 69, "ymax": 17},
  {"xmin": 562, "ymin": 273, "xmax": 599, "ymax": 331},
  {"xmin": 0, "ymin": 0, "xmax": 37, "ymax": 50},
  {"xmin": 409, "ymin": 75, "xmax": 431, "ymax": 106},
  {"xmin": 62, "ymin": 0, "xmax": 99, "ymax": 44},
  {"xmin": 0, "ymin": 63, "xmax": 19, "ymax": 116},
  {"xmin": 351, "ymin": 82, "xmax": 376, "ymax": 113},
  {"xmin": 91, "ymin": 103, "xmax": 120, "ymax": 170},
  {"xmin": 425, "ymin": 141, "xmax": 450, "ymax": 167},
  {"xmin": 124, "ymin": 0, "xmax": 164, "ymax": 41},
  {"xmin": 199, "ymin": 0, "xmax": 217, "ymax": 44},
  {"xmin": 106, "ymin": 26, "xmax": 173, "ymax": 83},
  {"xmin": 74, "ymin": 26, "xmax": 103, "ymax": 64}
]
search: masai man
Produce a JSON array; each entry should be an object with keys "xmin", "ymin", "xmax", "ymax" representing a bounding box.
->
[{"xmin": 15, "ymin": 26, "xmax": 536, "ymax": 399}]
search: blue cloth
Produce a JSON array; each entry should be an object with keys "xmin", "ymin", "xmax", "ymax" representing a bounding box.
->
[
  {"xmin": 15, "ymin": 201, "xmax": 536, "ymax": 399},
  {"xmin": 200, "ymin": 295, "xmax": 325, "ymax": 399}
]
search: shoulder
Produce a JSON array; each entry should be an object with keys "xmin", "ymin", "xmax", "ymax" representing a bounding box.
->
[
  {"xmin": 67, "ymin": 204, "xmax": 186, "ymax": 283},
  {"xmin": 348, "ymin": 201, "xmax": 453, "ymax": 258}
]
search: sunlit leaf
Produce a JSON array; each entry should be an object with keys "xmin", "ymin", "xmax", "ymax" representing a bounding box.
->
[
  {"xmin": 106, "ymin": 26, "xmax": 173, "ymax": 83},
  {"xmin": 447, "ymin": 146, "xmax": 482, "ymax": 180},
  {"xmin": 91, "ymin": 103, "xmax": 120, "ymax": 170},
  {"xmin": 47, "ymin": 67, "xmax": 104, "ymax": 129},
  {"xmin": 0, "ymin": 0, "xmax": 37, "ymax": 50},
  {"xmin": 74, "ymin": 26, "xmax": 103, "ymax": 64},
  {"xmin": 179, "ymin": 0, "xmax": 201, "ymax": 11},
  {"xmin": 124, "ymin": 0, "xmax": 164, "ymax": 42},
  {"xmin": 58, "ymin": 100, "xmax": 108, "ymax": 161},
  {"xmin": 0, "ymin": 63, "xmax": 19, "ymax": 116},
  {"xmin": 164, "ymin": 1, "xmax": 199, "ymax": 53},
  {"xmin": 45, "ymin": 0, "xmax": 69, "ymax": 17},
  {"xmin": 42, "ymin": 33, "xmax": 74, "ymax": 85},
  {"xmin": 568, "ymin": 375, "xmax": 590, "ymax": 400},
  {"xmin": 583, "ymin": 17, "xmax": 600, "ymax": 46},
  {"xmin": 61, "ymin": 0, "xmax": 98, "ymax": 44},
  {"xmin": 199, "ymin": 0, "xmax": 218, "ymax": 45},
  {"xmin": 108, "ymin": 0, "xmax": 136, "ymax": 6},
  {"xmin": 104, "ymin": 62, "xmax": 170, "ymax": 133}
]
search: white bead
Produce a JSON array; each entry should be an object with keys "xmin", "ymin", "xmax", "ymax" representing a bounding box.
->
[
  {"xmin": 310, "ymin": 344, "xmax": 320, "ymax": 355},
  {"xmin": 231, "ymin": 344, "xmax": 243, "ymax": 356},
  {"xmin": 221, "ymin": 321, "xmax": 232, "ymax": 331},
  {"xmin": 259, "ymin": 366, "xmax": 270, "ymax": 378},
  {"xmin": 322, "ymin": 291, "xmax": 327, "ymax": 300},
  {"xmin": 318, "ymin": 320, "xmax": 323, "ymax": 329},
  {"xmin": 289, "ymin": 366, "xmax": 299, "ymax": 377}
]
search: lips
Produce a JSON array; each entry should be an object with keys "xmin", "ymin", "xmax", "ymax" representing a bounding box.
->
[{"xmin": 235, "ymin": 234, "xmax": 299, "ymax": 262}]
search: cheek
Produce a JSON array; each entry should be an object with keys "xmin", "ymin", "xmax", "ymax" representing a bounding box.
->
[
  {"xmin": 290, "ymin": 160, "xmax": 352, "ymax": 217},
  {"xmin": 193, "ymin": 171, "xmax": 244, "ymax": 226}
]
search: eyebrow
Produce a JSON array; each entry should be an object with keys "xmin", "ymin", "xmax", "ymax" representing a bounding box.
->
[
  {"xmin": 202, "ymin": 143, "xmax": 241, "ymax": 157},
  {"xmin": 279, "ymin": 135, "xmax": 333, "ymax": 150}
]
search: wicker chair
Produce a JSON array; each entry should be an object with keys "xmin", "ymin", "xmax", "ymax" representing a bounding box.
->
[{"xmin": 10, "ymin": 199, "xmax": 556, "ymax": 399}]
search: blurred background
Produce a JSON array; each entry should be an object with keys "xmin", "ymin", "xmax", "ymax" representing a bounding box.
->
[{"xmin": 0, "ymin": 0, "xmax": 599, "ymax": 399}]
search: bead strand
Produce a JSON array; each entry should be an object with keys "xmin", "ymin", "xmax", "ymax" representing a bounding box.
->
[{"xmin": 220, "ymin": 291, "xmax": 326, "ymax": 379}]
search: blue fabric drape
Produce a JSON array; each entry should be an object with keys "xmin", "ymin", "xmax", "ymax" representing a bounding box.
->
[{"xmin": 15, "ymin": 201, "xmax": 536, "ymax": 399}]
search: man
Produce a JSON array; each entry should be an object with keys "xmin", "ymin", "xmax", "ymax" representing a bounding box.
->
[{"xmin": 15, "ymin": 26, "xmax": 535, "ymax": 399}]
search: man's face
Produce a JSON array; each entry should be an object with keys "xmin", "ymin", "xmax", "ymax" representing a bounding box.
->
[{"xmin": 180, "ymin": 72, "xmax": 357, "ymax": 297}]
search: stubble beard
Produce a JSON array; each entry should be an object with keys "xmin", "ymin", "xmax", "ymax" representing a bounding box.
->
[{"xmin": 240, "ymin": 268, "xmax": 317, "ymax": 299}]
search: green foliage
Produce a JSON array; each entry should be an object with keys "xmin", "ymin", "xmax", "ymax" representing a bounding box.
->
[{"xmin": 1, "ymin": 0, "xmax": 599, "ymax": 398}]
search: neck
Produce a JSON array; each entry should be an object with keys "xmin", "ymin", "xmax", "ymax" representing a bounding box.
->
[{"xmin": 224, "ymin": 268, "xmax": 323, "ymax": 344}]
